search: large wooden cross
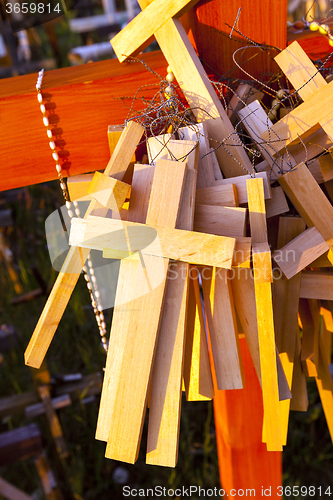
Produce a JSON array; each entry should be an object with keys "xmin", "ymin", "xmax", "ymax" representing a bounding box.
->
[{"xmin": 110, "ymin": 0, "xmax": 253, "ymax": 178}]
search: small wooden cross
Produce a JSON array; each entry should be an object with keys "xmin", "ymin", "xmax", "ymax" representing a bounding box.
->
[
  {"xmin": 261, "ymin": 41, "xmax": 332, "ymax": 153},
  {"xmin": 110, "ymin": 0, "xmax": 253, "ymax": 178},
  {"xmin": 24, "ymin": 121, "xmax": 145, "ymax": 369}
]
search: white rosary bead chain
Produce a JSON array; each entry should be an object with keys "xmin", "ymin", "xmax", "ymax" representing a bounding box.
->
[{"xmin": 36, "ymin": 70, "xmax": 108, "ymax": 353}]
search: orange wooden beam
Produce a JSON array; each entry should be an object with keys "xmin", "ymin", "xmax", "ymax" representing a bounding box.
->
[{"xmin": 0, "ymin": 51, "xmax": 167, "ymax": 192}]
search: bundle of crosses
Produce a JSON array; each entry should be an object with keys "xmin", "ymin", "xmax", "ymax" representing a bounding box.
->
[{"xmin": 25, "ymin": 0, "xmax": 333, "ymax": 467}]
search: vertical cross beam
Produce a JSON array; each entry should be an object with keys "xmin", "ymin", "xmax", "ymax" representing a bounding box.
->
[{"xmin": 111, "ymin": 0, "xmax": 253, "ymax": 177}]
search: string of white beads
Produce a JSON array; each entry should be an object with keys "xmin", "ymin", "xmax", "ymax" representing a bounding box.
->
[
  {"xmin": 164, "ymin": 66, "xmax": 174, "ymax": 98},
  {"xmin": 36, "ymin": 70, "xmax": 108, "ymax": 352}
]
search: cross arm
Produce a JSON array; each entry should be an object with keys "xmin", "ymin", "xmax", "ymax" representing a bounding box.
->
[{"xmin": 69, "ymin": 215, "xmax": 237, "ymax": 269}]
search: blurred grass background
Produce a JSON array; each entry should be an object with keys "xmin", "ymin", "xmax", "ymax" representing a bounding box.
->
[{"xmin": 0, "ymin": 181, "xmax": 332, "ymax": 499}]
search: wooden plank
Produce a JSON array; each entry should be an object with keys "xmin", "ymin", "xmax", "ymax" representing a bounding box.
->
[
  {"xmin": 0, "ymin": 477, "xmax": 34, "ymax": 500},
  {"xmin": 67, "ymin": 174, "xmax": 94, "ymax": 201},
  {"xmin": 308, "ymin": 155, "xmax": 333, "ymax": 184},
  {"xmin": 247, "ymin": 177, "xmax": 282, "ymax": 451},
  {"xmin": 183, "ymin": 267, "xmax": 214, "ymax": 401},
  {"xmin": 265, "ymin": 186, "xmax": 289, "ymax": 219},
  {"xmin": 146, "ymin": 259, "xmax": 189, "ymax": 466},
  {"xmin": 147, "ymin": 145, "xmax": 198, "ymax": 467},
  {"xmin": 315, "ymin": 335, "xmax": 333, "ymax": 443},
  {"xmin": 290, "ymin": 327, "xmax": 308, "ymax": 412},
  {"xmin": 213, "ymin": 171, "xmax": 271, "ymax": 204},
  {"xmin": 166, "ymin": 140, "xmax": 199, "ymax": 171},
  {"xmin": 278, "ymin": 163, "xmax": 333, "ymax": 251},
  {"xmin": 147, "ymin": 133, "xmax": 174, "ymax": 164},
  {"xmin": 275, "ymin": 41, "xmax": 327, "ymax": 101},
  {"xmin": 247, "ymin": 177, "xmax": 268, "ymax": 243},
  {"xmin": 260, "ymin": 81, "xmax": 333, "ymax": 152},
  {"xmin": 196, "ymin": 184, "xmax": 238, "ymax": 207},
  {"xmin": 87, "ymin": 172, "xmax": 130, "ymax": 211},
  {"xmin": 201, "ymin": 266, "xmax": 244, "ymax": 390},
  {"xmin": 108, "ymin": 125, "xmax": 136, "ymax": 163},
  {"xmin": 111, "ymin": 0, "xmax": 199, "ymax": 62},
  {"xmin": 72, "ymin": 217, "xmax": 236, "ymax": 269},
  {"xmin": 194, "ymin": 205, "xmax": 246, "ymax": 238},
  {"xmin": 227, "ymin": 84, "xmax": 263, "ymax": 123},
  {"xmin": 273, "ymin": 227, "xmax": 330, "ymax": 279},
  {"xmin": 38, "ymin": 385, "xmax": 69, "ymax": 459},
  {"xmin": 273, "ymin": 216, "xmax": 305, "ymax": 445},
  {"xmin": 24, "ymin": 121, "xmax": 144, "ymax": 369},
  {"xmin": 179, "ymin": 122, "xmax": 218, "ymax": 187},
  {"xmin": 97, "ymin": 160, "xmax": 187, "ymax": 463},
  {"xmin": 0, "ymin": 51, "xmax": 167, "ymax": 192},
  {"xmin": 299, "ymin": 298, "xmax": 318, "ymax": 362},
  {"xmin": 230, "ymin": 268, "xmax": 261, "ymax": 384},
  {"xmin": 134, "ymin": 5, "xmax": 252, "ymax": 177},
  {"xmin": 300, "ymin": 271, "xmax": 333, "ymax": 301}
]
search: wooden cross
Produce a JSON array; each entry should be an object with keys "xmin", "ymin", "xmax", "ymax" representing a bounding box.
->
[{"xmin": 110, "ymin": 0, "xmax": 253, "ymax": 178}]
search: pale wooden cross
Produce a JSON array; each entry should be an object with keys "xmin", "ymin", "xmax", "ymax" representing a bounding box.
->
[
  {"xmin": 110, "ymin": 0, "xmax": 253, "ymax": 178},
  {"xmin": 24, "ymin": 121, "xmax": 145, "ymax": 368}
]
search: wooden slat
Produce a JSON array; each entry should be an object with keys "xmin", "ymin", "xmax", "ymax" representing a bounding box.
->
[
  {"xmin": 247, "ymin": 177, "xmax": 282, "ymax": 451},
  {"xmin": 275, "ymin": 41, "xmax": 327, "ymax": 101},
  {"xmin": 0, "ymin": 477, "xmax": 34, "ymax": 500},
  {"xmin": 135, "ymin": 2, "xmax": 252, "ymax": 177},
  {"xmin": 261, "ymin": 81, "xmax": 333, "ymax": 151},
  {"xmin": 238, "ymin": 100, "xmax": 296, "ymax": 178},
  {"xmin": 87, "ymin": 172, "xmax": 130, "ymax": 211},
  {"xmin": 278, "ymin": 163, "xmax": 333, "ymax": 251},
  {"xmin": 315, "ymin": 335, "xmax": 333, "ymax": 443},
  {"xmin": 97, "ymin": 160, "xmax": 188, "ymax": 463},
  {"xmin": 147, "ymin": 145, "xmax": 198, "ymax": 467},
  {"xmin": 247, "ymin": 177, "xmax": 268, "ymax": 243},
  {"xmin": 72, "ymin": 217, "xmax": 236, "ymax": 269},
  {"xmin": 196, "ymin": 184, "xmax": 238, "ymax": 207},
  {"xmin": 230, "ymin": 268, "xmax": 261, "ymax": 384},
  {"xmin": 0, "ymin": 52, "xmax": 167, "ymax": 192},
  {"xmin": 214, "ymin": 171, "xmax": 271, "ymax": 204},
  {"xmin": 24, "ymin": 121, "xmax": 144, "ymax": 369},
  {"xmin": 183, "ymin": 267, "xmax": 214, "ymax": 401},
  {"xmin": 273, "ymin": 216, "xmax": 305, "ymax": 445},
  {"xmin": 179, "ymin": 122, "xmax": 219, "ymax": 187},
  {"xmin": 265, "ymin": 187, "xmax": 289, "ymax": 219},
  {"xmin": 111, "ymin": 0, "xmax": 199, "ymax": 62},
  {"xmin": 194, "ymin": 205, "xmax": 246, "ymax": 237},
  {"xmin": 201, "ymin": 267, "xmax": 244, "ymax": 390},
  {"xmin": 300, "ymin": 271, "xmax": 333, "ymax": 301}
]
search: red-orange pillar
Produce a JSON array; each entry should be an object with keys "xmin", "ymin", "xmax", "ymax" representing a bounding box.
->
[{"xmin": 213, "ymin": 338, "xmax": 282, "ymax": 498}]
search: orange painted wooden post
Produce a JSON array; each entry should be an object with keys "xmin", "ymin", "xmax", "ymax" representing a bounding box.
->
[{"xmin": 213, "ymin": 338, "xmax": 282, "ymax": 498}]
